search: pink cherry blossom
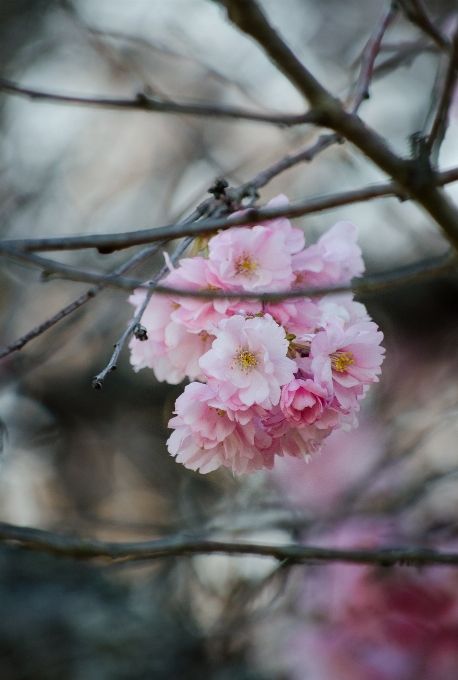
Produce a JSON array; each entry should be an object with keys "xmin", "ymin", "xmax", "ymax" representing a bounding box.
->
[
  {"xmin": 128, "ymin": 284, "xmax": 214, "ymax": 383},
  {"xmin": 292, "ymin": 220, "xmax": 364, "ymax": 288},
  {"xmin": 280, "ymin": 378, "xmax": 330, "ymax": 426},
  {"xmin": 310, "ymin": 318, "xmax": 385, "ymax": 410},
  {"xmin": 164, "ymin": 256, "xmax": 235, "ymax": 332},
  {"xmin": 207, "ymin": 225, "xmax": 294, "ymax": 292},
  {"xmin": 260, "ymin": 194, "xmax": 305, "ymax": 254},
  {"xmin": 199, "ymin": 314, "xmax": 296, "ymax": 410},
  {"xmin": 167, "ymin": 382, "xmax": 273, "ymax": 474}
]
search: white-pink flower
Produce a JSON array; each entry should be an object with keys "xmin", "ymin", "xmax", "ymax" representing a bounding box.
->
[
  {"xmin": 260, "ymin": 194, "xmax": 305, "ymax": 254},
  {"xmin": 310, "ymin": 318, "xmax": 385, "ymax": 410},
  {"xmin": 292, "ymin": 221, "xmax": 364, "ymax": 288},
  {"xmin": 165, "ymin": 256, "xmax": 235, "ymax": 333},
  {"xmin": 167, "ymin": 382, "xmax": 272, "ymax": 475},
  {"xmin": 199, "ymin": 314, "xmax": 296, "ymax": 410},
  {"xmin": 207, "ymin": 225, "xmax": 294, "ymax": 292},
  {"xmin": 128, "ymin": 285, "xmax": 214, "ymax": 384}
]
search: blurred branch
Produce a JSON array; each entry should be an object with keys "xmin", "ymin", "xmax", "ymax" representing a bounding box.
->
[
  {"xmin": 0, "ymin": 244, "xmax": 150, "ymax": 289},
  {"xmin": 0, "ymin": 76, "xmax": 319, "ymax": 127},
  {"xmin": 374, "ymin": 39, "xmax": 437, "ymax": 77},
  {"xmin": 5, "ymin": 165, "xmax": 458, "ymax": 253},
  {"xmin": 350, "ymin": 3, "xmax": 397, "ymax": 113},
  {"xmin": 0, "ymin": 243, "xmax": 165, "ymax": 361},
  {"xmin": 92, "ymin": 236, "xmax": 194, "ymax": 389},
  {"xmin": 1, "ymin": 520, "xmax": 458, "ymax": 567},
  {"xmin": 396, "ymin": 0, "xmax": 450, "ymax": 54},
  {"xmin": 426, "ymin": 28, "xmax": 458, "ymax": 159}
]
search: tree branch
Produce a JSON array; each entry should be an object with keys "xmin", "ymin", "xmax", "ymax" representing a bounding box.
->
[
  {"xmin": 0, "ymin": 184, "xmax": 404, "ymax": 253},
  {"xmin": 426, "ymin": 27, "xmax": 458, "ymax": 159},
  {"xmin": 350, "ymin": 3, "xmax": 397, "ymax": 113},
  {"xmin": 216, "ymin": 0, "xmax": 458, "ymax": 254},
  {"xmin": 0, "ymin": 76, "xmax": 319, "ymax": 127},
  {"xmin": 5, "ymin": 164, "xmax": 458, "ymax": 253},
  {"xmin": 0, "ymin": 243, "xmax": 165, "ymax": 361},
  {"xmin": 0, "ymin": 520, "xmax": 457, "ymax": 567},
  {"xmin": 396, "ymin": 0, "xmax": 450, "ymax": 54},
  {"xmin": 92, "ymin": 236, "xmax": 194, "ymax": 389}
]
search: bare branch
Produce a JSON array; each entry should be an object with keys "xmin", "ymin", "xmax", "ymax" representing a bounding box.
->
[
  {"xmin": 216, "ymin": 0, "xmax": 458, "ymax": 254},
  {"xmin": 0, "ymin": 244, "xmax": 149, "ymax": 290},
  {"xmin": 5, "ymin": 164, "xmax": 458, "ymax": 254},
  {"xmin": 350, "ymin": 3, "xmax": 398, "ymax": 113},
  {"xmin": 0, "ymin": 243, "xmax": 164, "ymax": 361},
  {"xmin": 92, "ymin": 236, "xmax": 193, "ymax": 389},
  {"xmin": 0, "ymin": 76, "xmax": 319, "ymax": 127},
  {"xmin": 396, "ymin": 0, "xmax": 450, "ymax": 53},
  {"xmin": 0, "ymin": 183, "xmax": 404, "ymax": 253},
  {"xmin": 426, "ymin": 28, "xmax": 458, "ymax": 159},
  {"xmin": 0, "ymin": 520, "xmax": 458, "ymax": 567}
]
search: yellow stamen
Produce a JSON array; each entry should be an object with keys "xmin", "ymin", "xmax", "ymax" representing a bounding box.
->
[
  {"xmin": 331, "ymin": 351, "xmax": 355, "ymax": 373},
  {"xmin": 235, "ymin": 252, "xmax": 259, "ymax": 278},
  {"xmin": 232, "ymin": 348, "xmax": 260, "ymax": 374}
]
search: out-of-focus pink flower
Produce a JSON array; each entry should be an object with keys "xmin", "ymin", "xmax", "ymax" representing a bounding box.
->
[
  {"xmin": 199, "ymin": 314, "xmax": 296, "ymax": 410},
  {"xmin": 207, "ymin": 225, "xmax": 294, "ymax": 292},
  {"xmin": 287, "ymin": 562, "xmax": 458, "ymax": 680},
  {"xmin": 292, "ymin": 220, "xmax": 364, "ymax": 288}
]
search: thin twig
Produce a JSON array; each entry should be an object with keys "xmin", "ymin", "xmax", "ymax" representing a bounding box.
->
[
  {"xmin": 350, "ymin": 3, "xmax": 397, "ymax": 112},
  {"xmin": 91, "ymin": 236, "xmax": 193, "ymax": 389},
  {"xmin": 0, "ymin": 244, "xmax": 148, "ymax": 289},
  {"xmin": 396, "ymin": 0, "xmax": 450, "ymax": 53},
  {"xmin": 0, "ymin": 243, "xmax": 165, "ymax": 361},
  {"xmin": 239, "ymin": 133, "xmax": 343, "ymax": 194},
  {"xmin": 0, "ymin": 520, "xmax": 457, "ymax": 567},
  {"xmin": 426, "ymin": 27, "xmax": 458, "ymax": 159},
  {"xmin": 0, "ymin": 76, "xmax": 318, "ymax": 127}
]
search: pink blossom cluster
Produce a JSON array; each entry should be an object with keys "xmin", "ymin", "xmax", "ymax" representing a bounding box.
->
[{"xmin": 128, "ymin": 195, "xmax": 385, "ymax": 475}]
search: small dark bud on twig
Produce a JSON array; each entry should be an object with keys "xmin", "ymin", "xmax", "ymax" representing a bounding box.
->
[
  {"xmin": 208, "ymin": 177, "xmax": 229, "ymax": 198},
  {"xmin": 133, "ymin": 323, "xmax": 148, "ymax": 341},
  {"xmin": 92, "ymin": 377, "xmax": 103, "ymax": 390}
]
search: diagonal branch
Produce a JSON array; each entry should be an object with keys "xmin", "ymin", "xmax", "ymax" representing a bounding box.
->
[
  {"xmin": 426, "ymin": 27, "xmax": 458, "ymax": 159},
  {"xmin": 0, "ymin": 76, "xmax": 318, "ymax": 127},
  {"xmin": 396, "ymin": 0, "xmax": 450, "ymax": 54},
  {"xmin": 350, "ymin": 3, "xmax": 397, "ymax": 113},
  {"xmin": 215, "ymin": 0, "xmax": 458, "ymax": 254},
  {"xmin": 0, "ymin": 242, "xmax": 165, "ymax": 361},
  {"xmin": 1, "ymin": 520, "xmax": 458, "ymax": 567}
]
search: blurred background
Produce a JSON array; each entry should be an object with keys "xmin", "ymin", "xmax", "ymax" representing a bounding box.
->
[{"xmin": 1, "ymin": 0, "xmax": 458, "ymax": 678}]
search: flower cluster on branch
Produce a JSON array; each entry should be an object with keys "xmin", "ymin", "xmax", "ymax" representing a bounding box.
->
[{"xmin": 128, "ymin": 196, "xmax": 385, "ymax": 474}]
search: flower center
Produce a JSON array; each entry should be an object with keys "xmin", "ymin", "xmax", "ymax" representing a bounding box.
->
[
  {"xmin": 331, "ymin": 351, "xmax": 355, "ymax": 372},
  {"xmin": 235, "ymin": 252, "xmax": 258, "ymax": 278},
  {"xmin": 232, "ymin": 348, "xmax": 260, "ymax": 373}
]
